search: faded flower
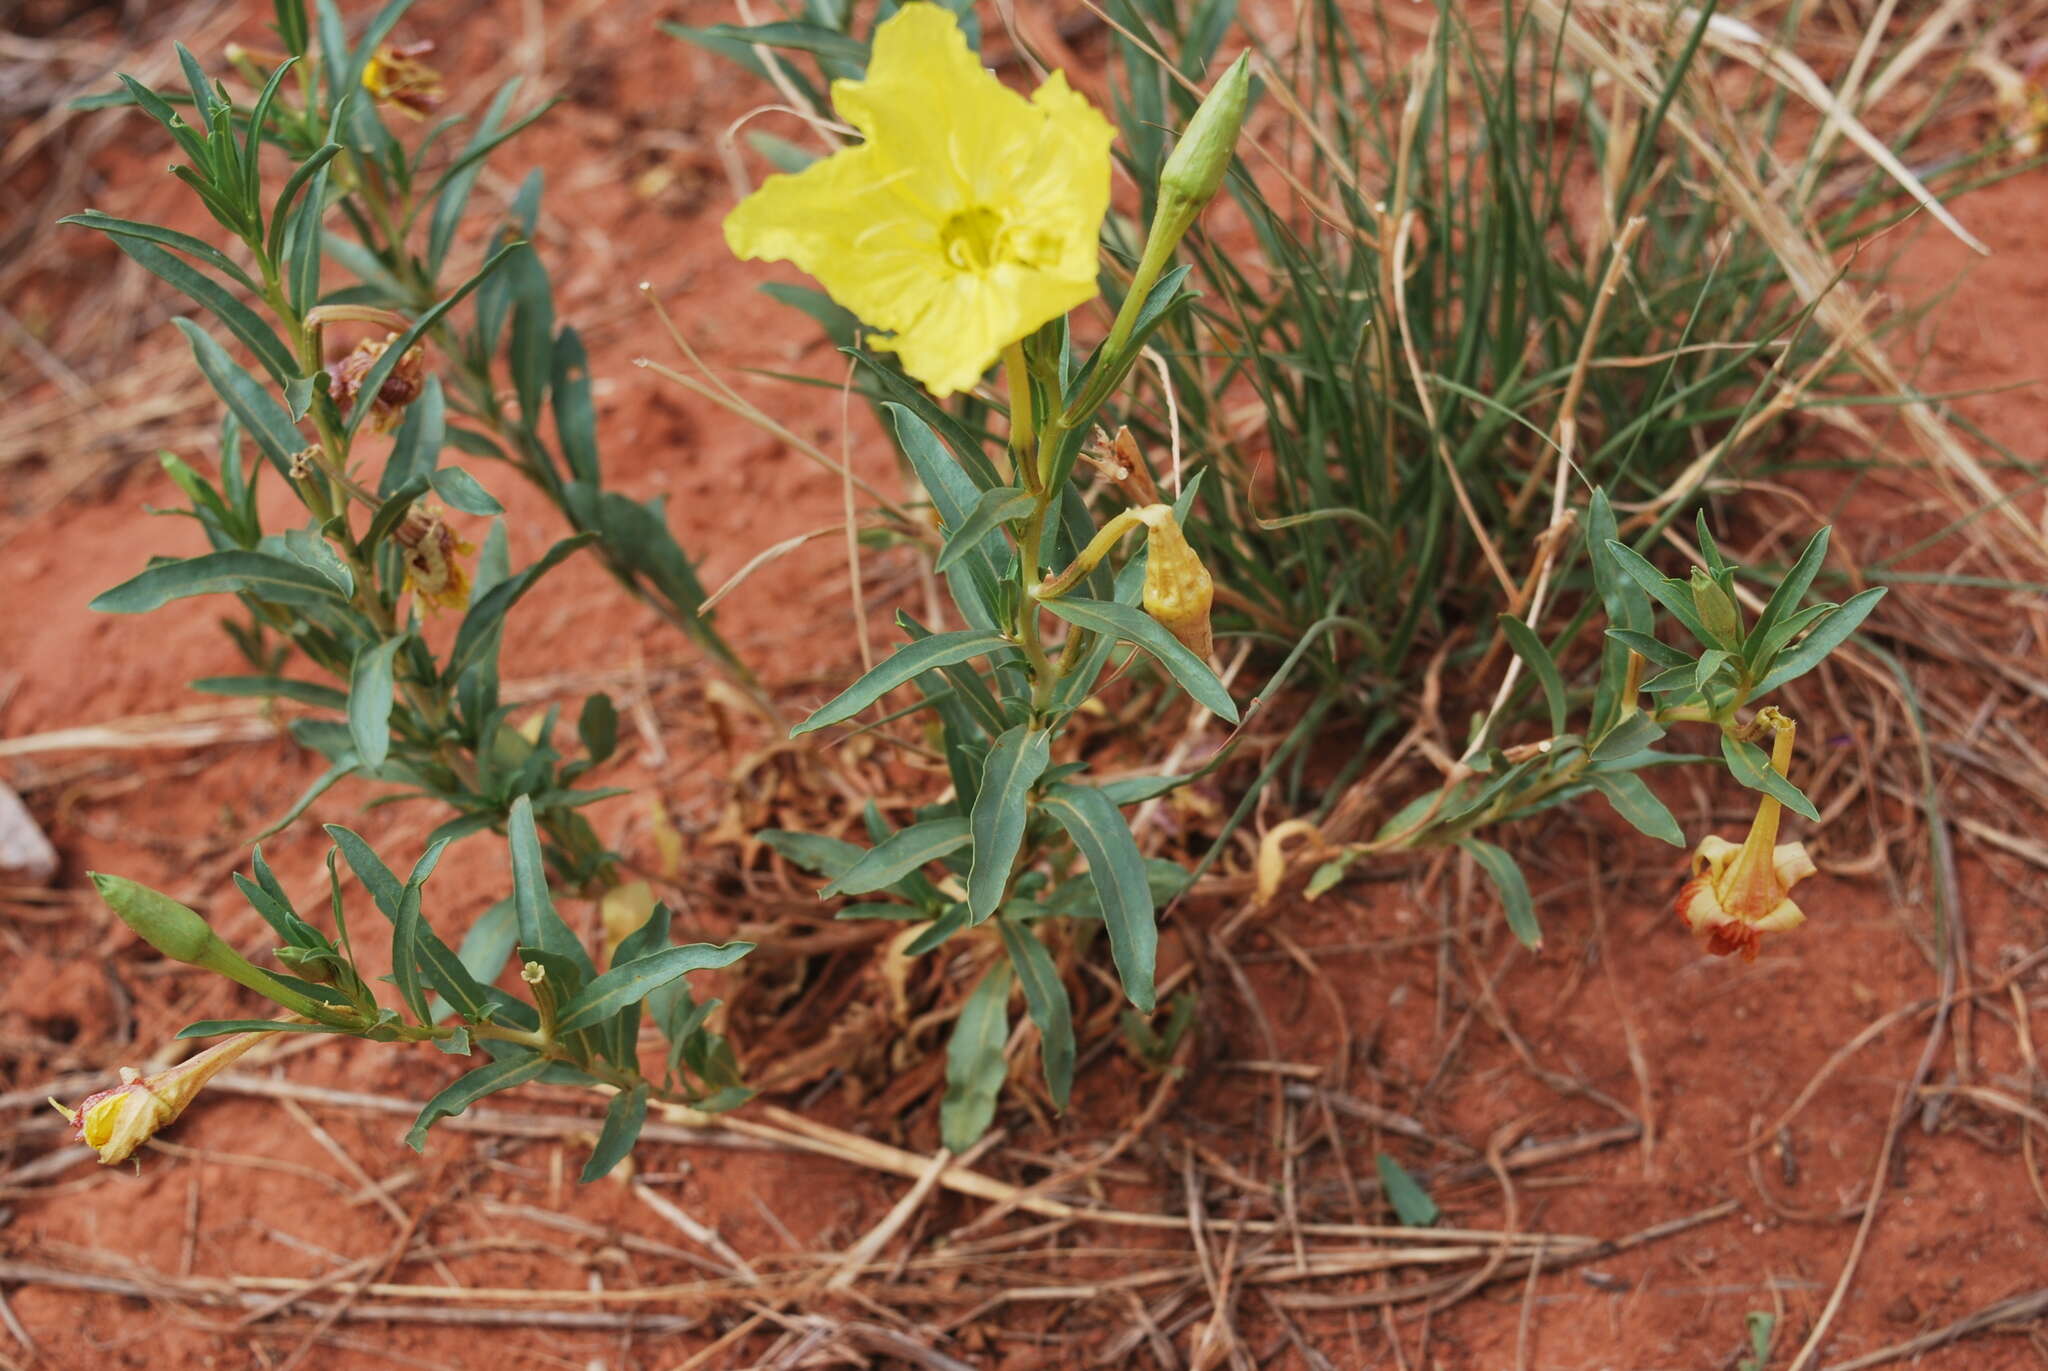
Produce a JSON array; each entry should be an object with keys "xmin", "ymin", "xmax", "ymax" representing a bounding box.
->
[
  {"xmin": 53, "ymin": 1031, "xmax": 272, "ymax": 1166},
  {"xmin": 395, "ymin": 504, "xmax": 475, "ymax": 614},
  {"xmin": 329, "ymin": 333, "xmax": 427, "ymax": 433}
]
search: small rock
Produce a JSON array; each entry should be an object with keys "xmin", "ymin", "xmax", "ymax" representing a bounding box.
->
[{"xmin": 0, "ymin": 782, "xmax": 57, "ymax": 884}]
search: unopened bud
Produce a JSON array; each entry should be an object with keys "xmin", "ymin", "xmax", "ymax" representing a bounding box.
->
[
  {"xmin": 1157, "ymin": 54, "xmax": 1252, "ymax": 234},
  {"xmin": 91, "ymin": 872, "xmax": 337, "ymax": 1018},
  {"xmin": 1689, "ymin": 569, "xmax": 1740, "ymax": 646},
  {"xmin": 1139, "ymin": 507, "xmax": 1215, "ymax": 660}
]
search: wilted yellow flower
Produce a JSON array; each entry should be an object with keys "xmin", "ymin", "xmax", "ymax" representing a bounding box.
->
[
  {"xmin": 1137, "ymin": 506, "xmax": 1214, "ymax": 660},
  {"xmin": 395, "ymin": 504, "xmax": 475, "ymax": 614},
  {"xmin": 362, "ymin": 40, "xmax": 444, "ymax": 118},
  {"xmin": 329, "ymin": 332, "xmax": 427, "ymax": 433},
  {"xmin": 1675, "ymin": 710, "xmax": 1814, "ymax": 961},
  {"xmin": 723, "ymin": 4, "xmax": 1113, "ymax": 397},
  {"xmin": 53, "ymin": 1031, "xmax": 271, "ymax": 1165}
]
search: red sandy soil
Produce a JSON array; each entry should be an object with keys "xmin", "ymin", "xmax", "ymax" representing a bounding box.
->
[{"xmin": 2, "ymin": 2, "xmax": 2046, "ymax": 1368}]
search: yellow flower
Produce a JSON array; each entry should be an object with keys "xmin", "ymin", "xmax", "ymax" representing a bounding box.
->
[
  {"xmin": 1675, "ymin": 709, "xmax": 1814, "ymax": 961},
  {"xmin": 53, "ymin": 1031, "xmax": 271, "ymax": 1166},
  {"xmin": 395, "ymin": 504, "xmax": 475, "ymax": 614},
  {"xmin": 361, "ymin": 40, "xmax": 444, "ymax": 118},
  {"xmin": 723, "ymin": 4, "xmax": 1113, "ymax": 397}
]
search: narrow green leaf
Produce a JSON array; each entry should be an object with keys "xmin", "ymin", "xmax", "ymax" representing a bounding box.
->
[
  {"xmin": 1041, "ymin": 783, "xmax": 1156, "ymax": 1012},
  {"xmin": 346, "ymin": 635, "xmax": 407, "ymax": 771},
  {"xmin": 191, "ymin": 675, "xmax": 348, "ymax": 710},
  {"xmin": 61, "ymin": 211, "xmax": 259, "ymax": 293},
  {"xmin": 1459, "ymin": 838, "xmax": 1540, "ymax": 949},
  {"xmin": 1590, "ymin": 771, "xmax": 1686, "ymax": 847},
  {"xmin": 821, "ymin": 818, "xmax": 971, "ymax": 897},
  {"xmin": 1604, "ymin": 628, "xmax": 1691, "ymax": 670},
  {"xmin": 177, "ymin": 1019, "xmax": 355, "ymax": 1038},
  {"xmin": 552, "ymin": 326, "xmax": 600, "ymax": 485},
  {"xmin": 1037, "ymin": 596, "xmax": 1237, "ymax": 723},
  {"xmin": 936, "ymin": 486, "xmax": 1034, "ymax": 573},
  {"xmin": 429, "ymin": 466, "xmax": 502, "ymax": 515},
  {"xmin": 1720, "ymin": 734, "xmax": 1821, "ymax": 821},
  {"xmin": 1604, "ymin": 540, "xmax": 1710, "ymax": 645},
  {"xmin": 1590, "ymin": 711, "xmax": 1667, "ymax": 762},
  {"xmin": 1749, "ymin": 587, "xmax": 1886, "ymax": 696},
  {"xmin": 1498, "ymin": 615, "xmax": 1566, "ymax": 735},
  {"xmin": 552, "ymin": 941, "xmax": 753, "ymax": 1037},
  {"xmin": 1375, "ymin": 1153, "xmax": 1440, "ymax": 1226},
  {"xmin": 579, "ymin": 1083, "xmax": 649, "ymax": 1182},
  {"xmin": 173, "ymin": 319, "xmax": 305, "ymax": 476},
  {"xmin": 967, "ymin": 727, "xmax": 1051, "ymax": 921},
  {"xmin": 252, "ymin": 755, "xmax": 357, "ymax": 840},
  {"xmin": 578, "ymin": 692, "xmax": 618, "ymax": 763},
  {"xmin": 998, "ymin": 919, "xmax": 1074, "ymax": 1109},
  {"xmin": 759, "ymin": 829, "xmax": 866, "ymax": 880},
  {"xmin": 1743, "ymin": 526, "xmax": 1830, "ymax": 659},
  {"xmin": 405, "ymin": 1051, "xmax": 551, "ymax": 1150},
  {"xmin": 793, "ymin": 630, "xmax": 1008, "ymax": 736},
  {"xmin": 447, "ymin": 534, "xmax": 597, "ymax": 680},
  {"xmin": 507, "ymin": 794, "xmax": 593, "ymax": 974},
  {"xmin": 940, "ymin": 959, "xmax": 1012, "ymax": 1153},
  {"xmin": 91, "ymin": 549, "xmax": 347, "ymax": 612}
]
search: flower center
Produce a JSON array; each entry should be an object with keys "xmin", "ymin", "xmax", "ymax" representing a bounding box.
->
[{"xmin": 940, "ymin": 207, "xmax": 1009, "ymax": 272}]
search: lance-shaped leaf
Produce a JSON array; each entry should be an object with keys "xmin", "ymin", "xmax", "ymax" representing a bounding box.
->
[
  {"xmin": 1720, "ymin": 733, "xmax": 1821, "ymax": 821},
  {"xmin": 405, "ymin": 1050, "xmax": 552, "ymax": 1151},
  {"xmin": 998, "ymin": 918, "xmax": 1074, "ymax": 1109},
  {"xmin": 793, "ymin": 630, "xmax": 1009, "ymax": 736},
  {"xmin": 580, "ymin": 1083, "xmax": 649, "ymax": 1183},
  {"xmin": 936, "ymin": 486, "xmax": 1034, "ymax": 573},
  {"xmin": 507, "ymin": 794, "xmax": 593, "ymax": 975},
  {"xmin": 940, "ymin": 959, "xmax": 1012, "ymax": 1153},
  {"xmin": 1749, "ymin": 587, "xmax": 1886, "ymax": 696},
  {"xmin": 552, "ymin": 940, "xmax": 754, "ymax": 1037},
  {"xmin": 821, "ymin": 818, "xmax": 971, "ymax": 897},
  {"xmin": 967, "ymin": 727, "xmax": 1051, "ymax": 921},
  {"xmin": 1590, "ymin": 771, "xmax": 1686, "ymax": 847},
  {"xmin": 346, "ymin": 635, "xmax": 407, "ymax": 771},
  {"xmin": 1038, "ymin": 596, "xmax": 1237, "ymax": 723},
  {"xmin": 173, "ymin": 319, "xmax": 305, "ymax": 477},
  {"xmin": 1498, "ymin": 614, "xmax": 1566, "ymax": 736},
  {"xmin": 1041, "ymin": 783, "xmax": 1156, "ymax": 1012},
  {"xmin": 92, "ymin": 550, "xmax": 348, "ymax": 613},
  {"xmin": 1459, "ymin": 839, "xmax": 1540, "ymax": 950}
]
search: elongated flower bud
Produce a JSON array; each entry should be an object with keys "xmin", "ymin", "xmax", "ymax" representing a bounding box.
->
[
  {"xmin": 1138, "ymin": 507, "xmax": 1214, "ymax": 660},
  {"xmin": 1156, "ymin": 54, "xmax": 1253, "ymax": 238},
  {"xmin": 91, "ymin": 873, "xmax": 336, "ymax": 1019}
]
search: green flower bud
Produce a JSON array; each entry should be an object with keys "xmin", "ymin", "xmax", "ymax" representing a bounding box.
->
[
  {"xmin": 91, "ymin": 872, "xmax": 337, "ymax": 1019},
  {"xmin": 1157, "ymin": 53, "xmax": 1253, "ymax": 228},
  {"xmin": 1689, "ymin": 568, "xmax": 1741, "ymax": 646},
  {"xmin": 92, "ymin": 872, "xmax": 218, "ymax": 964}
]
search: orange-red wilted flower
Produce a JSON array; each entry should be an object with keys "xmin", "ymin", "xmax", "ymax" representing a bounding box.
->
[
  {"xmin": 394, "ymin": 505, "xmax": 475, "ymax": 614},
  {"xmin": 361, "ymin": 40, "xmax": 444, "ymax": 118},
  {"xmin": 51, "ymin": 1031, "xmax": 272, "ymax": 1165},
  {"xmin": 1675, "ymin": 709, "xmax": 1815, "ymax": 961},
  {"xmin": 328, "ymin": 333, "xmax": 427, "ymax": 433}
]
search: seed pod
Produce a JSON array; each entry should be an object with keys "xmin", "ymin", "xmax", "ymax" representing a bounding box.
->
[{"xmin": 1139, "ymin": 507, "xmax": 1215, "ymax": 660}]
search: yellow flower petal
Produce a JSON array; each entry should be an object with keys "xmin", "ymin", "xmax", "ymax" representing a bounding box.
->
[{"xmin": 722, "ymin": 3, "xmax": 1113, "ymax": 396}]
